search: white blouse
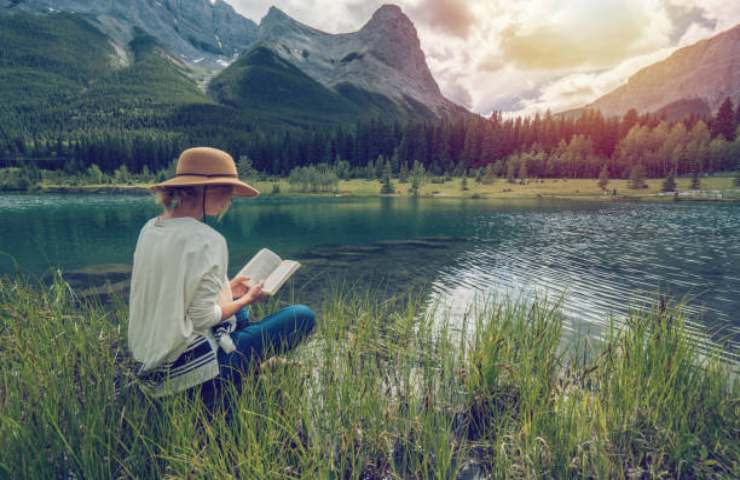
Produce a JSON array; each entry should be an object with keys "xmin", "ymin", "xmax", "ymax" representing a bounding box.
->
[{"xmin": 127, "ymin": 215, "xmax": 233, "ymax": 396}]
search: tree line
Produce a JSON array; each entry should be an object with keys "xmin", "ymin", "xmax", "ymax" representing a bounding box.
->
[{"xmin": 3, "ymin": 97, "xmax": 740, "ymax": 180}]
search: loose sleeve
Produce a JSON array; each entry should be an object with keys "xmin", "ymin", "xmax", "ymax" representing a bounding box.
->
[{"xmin": 184, "ymin": 242, "xmax": 226, "ymax": 330}]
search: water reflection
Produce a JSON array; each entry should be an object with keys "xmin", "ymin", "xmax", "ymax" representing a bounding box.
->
[{"xmin": 1, "ymin": 194, "xmax": 738, "ymax": 358}]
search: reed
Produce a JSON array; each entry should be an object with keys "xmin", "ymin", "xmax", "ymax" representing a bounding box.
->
[{"xmin": 0, "ymin": 273, "xmax": 736, "ymax": 478}]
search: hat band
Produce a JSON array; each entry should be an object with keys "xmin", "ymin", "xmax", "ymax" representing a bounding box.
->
[{"xmin": 175, "ymin": 173, "xmax": 239, "ymax": 178}]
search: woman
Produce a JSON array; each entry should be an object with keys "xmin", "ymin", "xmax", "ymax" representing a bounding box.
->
[{"xmin": 127, "ymin": 147, "xmax": 316, "ymax": 402}]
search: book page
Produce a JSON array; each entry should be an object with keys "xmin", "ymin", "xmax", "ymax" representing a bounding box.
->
[
  {"xmin": 238, "ymin": 248, "xmax": 283, "ymax": 286},
  {"xmin": 263, "ymin": 260, "xmax": 301, "ymax": 296}
]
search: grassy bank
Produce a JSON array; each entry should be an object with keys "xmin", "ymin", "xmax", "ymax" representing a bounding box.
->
[
  {"xmin": 6, "ymin": 173, "xmax": 739, "ymax": 201},
  {"xmin": 0, "ymin": 274, "xmax": 737, "ymax": 478}
]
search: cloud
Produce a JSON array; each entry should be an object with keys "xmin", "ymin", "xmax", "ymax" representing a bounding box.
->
[
  {"xmin": 508, "ymin": 46, "xmax": 677, "ymax": 116},
  {"xmin": 407, "ymin": 0, "xmax": 476, "ymax": 38},
  {"xmin": 499, "ymin": 0, "xmax": 672, "ymax": 70}
]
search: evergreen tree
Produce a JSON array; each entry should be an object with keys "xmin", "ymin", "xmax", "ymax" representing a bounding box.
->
[
  {"xmin": 380, "ymin": 159, "xmax": 395, "ymax": 194},
  {"xmin": 375, "ymin": 154, "xmax": 385, "ymax": 180},
  {"xmin": 87, "ymin": 164, "xmax": 104, "ymax": 184},
  {"xmin": 734, "ymin": 162, "xmax": 740, "ymax": 187},
  {"xmin": 335, "ymin": 157, "xmax": 351, "ymax": 180},
  {"xmin": 399, "ymin": 160, "xmax": 409, "ymax": 183},
  {"xmin": 690, "ymin": 168, "xmax": 701, "ymax": 190},
  {"xmin": 492, "ymin": 160, "xmax": 505, "ymax": 177},
  {"xmin": 238, "ymin": 155, "xmax": 259, "ymax": 181},
  {"xmin": 628, "ymin": 164, "xmax": 646, "ymax": 189},
  {"xmin": 114, "ymin": 164, "xmax": 131, "ymax": 184},
  {"xmin": 518, "ymin": 159, "xmax": 528, "ymax": 184},
  {"xmin": 661, "ymin": 170, "xmax": 676, "ymax": 192},
  {"xmin": 365, "ymin": 157, "xmax": 375, "ymax": 180},
  {"xmin": 506, "ymin": 160, "xmax": 516, "ymax": 183},
  {"xmin": 482, "ymin": 163, "xmax": 496, "ymax": 185},
  {"xmin": 597, "ymin": 164, "xmax": 609, "ymax": 190},
  {"xmin": 410, "ymin": 160, "xmax": 425, "ymax": 197},
  {"xmin": 711, "ymin": 97, "xmax": 736, "ymax": 141},
  {"xmin": 390, "ymin": 147, "xmax": 401, "ymax": 174},
  {"xmin": 461, "ymin": 169, "xmax": 469, "ymax": 191}
]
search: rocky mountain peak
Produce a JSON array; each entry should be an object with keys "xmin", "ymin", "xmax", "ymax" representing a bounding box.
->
[
  {"xmin": 362, "ymin": 4, "xmax": 409, "ymax": 31},
  {"xmin": 258, "ymin": 4, "xmax": 317, "ymax": 39},
  {"xmin": 235, "ymin": 3, "xmax": 459, "ymax": 117},
  {"xmin": 262, "ymin": 5, "xmax": 291, "ymax": 23}
]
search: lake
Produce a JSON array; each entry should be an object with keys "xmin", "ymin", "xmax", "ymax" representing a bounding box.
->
[{"xmin": 1, "ymin": 193, "xmax": 738, "ymax": 358}]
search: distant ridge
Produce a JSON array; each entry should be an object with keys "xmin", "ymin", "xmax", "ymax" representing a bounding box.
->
[{"xmin": 586, "ymin": 23, "xmax": 740, "ymax": 117}]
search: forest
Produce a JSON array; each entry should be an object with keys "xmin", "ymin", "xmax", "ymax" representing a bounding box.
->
[{"xmin": 2, "ymin": 96, "xmax": 740, "ymax": 181}]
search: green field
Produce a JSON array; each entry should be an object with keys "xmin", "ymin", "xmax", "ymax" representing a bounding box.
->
[
  {"xmin": 272, "ymin": 175, "xmax": 740, "ymax": 200},
  {"xmin": 0, "ymin": 274, "xmax": 737, "ymax": 478},
  {"xmin": 12, "ymin": 172, "xmax": 739, "ymax": 201}
]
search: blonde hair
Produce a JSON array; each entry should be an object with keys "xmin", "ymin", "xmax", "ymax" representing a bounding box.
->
[{"xmin": 152, "ymin": 185, "xmax": 234, "ymax": 222}]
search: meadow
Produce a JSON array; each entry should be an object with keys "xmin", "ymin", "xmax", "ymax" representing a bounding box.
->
[
  {"xmin": 2, "ymin": 164, "xmax": 738, "ymax": 202},
  {"xmin": 0, "ymin": 273, "xmax": 737, "ymax": 478}
]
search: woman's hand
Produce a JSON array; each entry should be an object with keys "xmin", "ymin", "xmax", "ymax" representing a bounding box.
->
[
  {"xmin": 230, "ymin": 275, "xmax": 250, "ymax": 297},
  {"xmin": 238, "ymin": 280, "xmax": 268, "ymax": 306}
]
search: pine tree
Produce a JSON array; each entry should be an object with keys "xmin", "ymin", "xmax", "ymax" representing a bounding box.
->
[
  {"xmin": 506, "ymin": 160, "xmax": 516, "ymax": 184},
  {"xmin": 711, "ymin": 97, "xmax": 735, "ymax": 141},
  {"xmin": 365, "ymin": 158, "xmax": 375, "ymax": 180},
  {"xmin": 399, "ymin": 160, "xmax": 409, "ymax": 183},
  {"xmin": 518, "ymin": 159, "xmax": 528, "ymax": 184},
  {"xmin": 597, "ymin": 164, "xmax": 609, "ymax": 190},
  {"xmin": 461, "ymin": 169, "xmax": 469, "ymax": 191},
  {"xmin": 474, "ymin": 167, "xmax": 483, "ymax": 183},
  {"xmin": 690, "ymin": 168, "xmax": 701, "ymax": 190},
  {"xmin": 390, "ymin": 147, "xmax": 401, "ymax": 174},
  {"xmin": 375, "ymin": 154, "xmax": 384, "ymax": 180},
  {"xmin": 628, "ymin": 164, "xmax": 646, "ymax": 189},
  {"xmin": 87, "ymin": 164, "xmax": 104, "ymax": 184},
  {"xmin": 661, "ymin": 170, "xmax": 676, "ymax": 192},
  {"xmin": 238, "ymin": 155, "xmax": 259, "ymax": 181},
  {"xmin": 380, "ymin": 159, "xmax": 395, "ymax": 194},
  {"xmin": 482, "ymin": 163, "xmax": 496, "ymax": 185},
  {"xmin": 410, "ymin": 160, "xmax": 425, "ymax": 197}
]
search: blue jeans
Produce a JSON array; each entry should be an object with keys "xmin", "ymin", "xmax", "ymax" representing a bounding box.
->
[
  {"xmin": 192, "ymin": 304, "xmax": 316, "ymax": 411},
  {"xmin": 218, "ymin": 304, "xmax": 316, "ymax": 382}
]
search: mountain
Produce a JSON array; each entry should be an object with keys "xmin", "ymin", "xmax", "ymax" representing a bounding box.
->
[
  {"xmin": 0, "ymin": 2, "xmax": 466, "ymax": 135},
  {"xmin": 586, "ymin": 24, "xmax": 740, "ymax": 118},
  {"xmin": 1, "ymin": 0, "xmax": 257, "ymax": 71},
  {"xmin": 209, "ymin": 5, "xmax": 466, "ymax": 124}
]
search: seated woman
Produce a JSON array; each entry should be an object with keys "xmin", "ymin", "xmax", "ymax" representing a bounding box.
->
[{"xmin": 127, "ymin": 147, "xmax": 315, "ymax": 405}]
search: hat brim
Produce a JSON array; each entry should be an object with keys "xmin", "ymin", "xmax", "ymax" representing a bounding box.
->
[{"xmin": 149, "ymin": 176, "xmax": 259, "ymax": 197}]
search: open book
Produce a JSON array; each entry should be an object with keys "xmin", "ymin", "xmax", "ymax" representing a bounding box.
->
[{"xmin": 237, "ymin": 248, "xmax": 301, "ymax": 296}]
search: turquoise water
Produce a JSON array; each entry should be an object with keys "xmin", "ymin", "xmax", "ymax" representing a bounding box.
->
[{"xmin": 1, "ymin": 193, "xmax": 738, "ymax": 354}]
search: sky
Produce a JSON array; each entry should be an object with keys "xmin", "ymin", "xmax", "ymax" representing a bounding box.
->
[{"xmin": 226, "ymin": 0, "xmax": 740, "ymax": 117}]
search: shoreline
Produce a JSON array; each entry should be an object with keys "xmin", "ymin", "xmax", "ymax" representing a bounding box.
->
[{"xmin": 6, "ymin": 178, "xmax": 739, "ymax": 202}]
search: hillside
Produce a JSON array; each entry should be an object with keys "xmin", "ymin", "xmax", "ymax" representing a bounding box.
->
[
  {"xmin": 210, "ymin": 5, "xmax": 466, "ymax": 124},
  {"xmin": 587, "ymin": 24, "xmax": 740, "ymax": 117}
]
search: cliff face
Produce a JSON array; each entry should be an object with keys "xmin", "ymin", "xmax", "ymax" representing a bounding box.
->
[{"xmin": 587, "ymin": 24, "xmax": 740, "ymax": 117}]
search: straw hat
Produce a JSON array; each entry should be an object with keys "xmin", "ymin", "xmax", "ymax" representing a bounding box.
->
[{"xmin": 150, "ymin": 147, "xmax": 259, "ymax": 197}]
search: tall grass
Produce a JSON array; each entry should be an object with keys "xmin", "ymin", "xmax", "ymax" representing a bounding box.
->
[{"xmin": 0, "ymin": 273, "xmax": 737, "ymax": 478}]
